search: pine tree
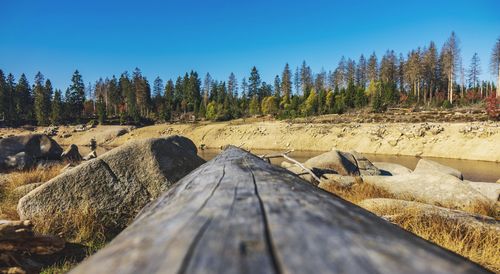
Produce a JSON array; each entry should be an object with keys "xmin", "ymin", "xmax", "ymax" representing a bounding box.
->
[
  {"xmin": 248, "ymin": 67, "xmax": 261, "ymax": 100},
  {"xmin": 15, "ymin": 73, "xmax": 33, "ymax": 120},
  {"xmin": 51, "ymin": 89, "xmax": 63, "ymax": 125},
  {"xmin": 68, "ymin": 70, "xmax": 86, "ymax": 119},
  {"xmin": 249, "ymin": 95, "xmax": 260, "ymax": 115},
  {"xmin": 108, "ymin": 76, "xmax": 120, "ymax": 116},
  {"xmin": 34, "ymin": 72, "xmax": 49, "ymax": 125},
  {"xmin": 300, "ymin": 61, "xmax": 313, "ymax": 98},
  {"xmin": 280, "ymin": 63, "xmax": 292, "ymax": 108},
  {"xmin": 273, "ymin": 75, "xmax": 281, "ymax": 99},
  {"xmin": 468, "ymin": 53, "xmax": 481, "ymax": 91},
  {"xmin": 153, "ymin": 76, "xmax": 164, "ymax": 117},
  {"xmin": 164, "ymin": 79, "xmax": 174, "ymax": 121},
  {"xmin": 0, "ymin": 70, "xmax": 5, "ymax": 122},
  {"xmin": 96, "ymin": 94, "xmax": 107, "ymax": 124},
  {"xmin": 367, "ymin": 52, "xmax": 378, "ymax": 82}
]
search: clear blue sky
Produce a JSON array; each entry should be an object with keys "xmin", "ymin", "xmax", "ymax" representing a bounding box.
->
[{"xmin": 1, "ymin": 0, "xmax": 499, "ymax": 90}]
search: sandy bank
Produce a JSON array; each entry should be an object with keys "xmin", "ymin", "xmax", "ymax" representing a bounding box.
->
[{"xmin": 107, "ymin": 120, "xmax": 500, "ymax": 162}]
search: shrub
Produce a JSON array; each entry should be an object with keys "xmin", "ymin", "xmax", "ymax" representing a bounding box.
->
[{"xmin": 485, "ymin": 92, "xmax": 499, "ymax": 120}]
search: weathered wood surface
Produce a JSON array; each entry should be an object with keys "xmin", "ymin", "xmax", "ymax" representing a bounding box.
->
[{"xmin": 70, "ymin": 147, "xmax": 490, "ymax": 274}]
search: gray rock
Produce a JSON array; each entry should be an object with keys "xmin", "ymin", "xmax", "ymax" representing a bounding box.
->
[
  {"xmin": 350, "ymin": 151, "xmax": 381, "ymax": 176},
  {"xmin": 0, "ymin": 134, "xmax": 63, "ymax": 171},
  {"xmin": 464, "ymin": 181, "xmax": 500, "ymax": 202},
  {"xmin": 304, "ymin": 150, "xmax": 359, "ymax": 176},
  {"xmin": 359, "ymin": 198, "xmax": 499, "ymax": 231},
  {"xmin": 362, "ymin": 171, "xmax": 491, "ymax": 211},
  {"xmin": 83, "ymin": 150, "xmax": 97, "ymax": 161},
  {"xmin": 373, "ymin": 162, "xmax": 412, "ymax": 176},
  {"xmin": 61, "ymin": 144, "xmax": 82, "ymax": 162},
  {"xmin": 413, "ymin": 159, "xmax": 463, "ymax": 180},
  {"xmin": 18, "ymin": 136, "xmax": 205, "ymax": 236},
  {"xmin": 5, "ymin": 152, "xmax": 35, "ymax": 170},
  {"xmin": 12, "ymin": 182, "xmax": 44, "ymax": 198}
]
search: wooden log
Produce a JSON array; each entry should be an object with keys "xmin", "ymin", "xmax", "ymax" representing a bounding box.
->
[{"xmin": 70, "ymin": 147, "xmax": 490, "ymax": 274}]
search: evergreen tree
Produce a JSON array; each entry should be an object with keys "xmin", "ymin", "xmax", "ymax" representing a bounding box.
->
[
  {"xmin": 51, "ymin": 89, "xmax": 63, "ymax": 125},
  {"xmin": 164, "ymin": 79, "xmax": 174, "ymax": 121},
  {"xmin": 468, "ymin": 53, "xmax": 481, "ymax": 91},
  {"xmin": 108, "ymin": 75, "xmax": 120, "ymax": 116},
  {"xmin": 96, "ymin": 94, "xmax": 107, "ymax": 124},
  {"xmin": 5, "ymin": 74, "xmax": 16, "ymax": 123},
  {"xmin": 0, "ymin": 70, "xmax": 5, "ymax": 121},
  {"xmin": 153, "ymin": 76, "xmax": 164, "ymax": 117},
  {"xmin": 367, "ymin": 52, "xmax": 378, "ymax": 82},
  {"xmin": 34, "ymin": 72, "xmax": 49, "ymax": 125},
  {"xmin": 249, "ymin": 95, "xmax": 260, "ymax": 115},
  {"xmin": 68, "ymin": 70, "xmax": 86, "ymax": 119},
  {"xmin": 274, "ymin": 75, "xmax": 281, "ymax": 99},
  {"xmin": 13, "ymin": 74, "xmax": 31, "ymax": 122},
  {"xmin": 280, "ymin": 63, "xmax": 292, "ymax": 108},
  {"xmin": 248, "ymin": 67, "xmax": 261, "ymax": 100},
  {"xmin": 302, "ymin": 89, "xmax": 318, "ymax": 116}
]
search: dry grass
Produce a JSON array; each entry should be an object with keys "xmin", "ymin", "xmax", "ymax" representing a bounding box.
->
[
  {"xmin": 32, "ymin": 203, "xmax": 106, "ymax": 245},
  {"xmin": 322, "ymin": 182, "xmax": 500, "ymax": 273},
  {"xmin": 0, "ymin": 164, "xmax": 64, "ymax": 219},
  {"xmin": 320, "ymin": 180, "xmax": 397, "ymax": 204},
  {"xmin": 370, "ymin": 206, "xmax": 500, "ymax": 273}
]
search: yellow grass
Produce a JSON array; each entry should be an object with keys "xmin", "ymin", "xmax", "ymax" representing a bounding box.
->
[
  {"xmin": 32, "ymin": 203, "xmax": 106, "ymax": 245},
  {"xmin": 322, "ymin": 182, "xmax": 500, "ymax": 273},
  {"xmin": 0, "ymin": 164, "xmax": 63, "ymax": 220}
]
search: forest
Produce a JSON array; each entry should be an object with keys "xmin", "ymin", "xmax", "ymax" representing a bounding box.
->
[{"xmin": 1, "ymin": 32, "xmax": 499, "ymax": 126}]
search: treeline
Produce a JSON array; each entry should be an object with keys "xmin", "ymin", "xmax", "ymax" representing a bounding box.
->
[{"xmin": 1, "ymin": 33, "xmax": 499, "ymax": 126}]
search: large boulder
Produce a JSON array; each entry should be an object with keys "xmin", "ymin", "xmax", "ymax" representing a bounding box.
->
[
  {"xmin": 362, "ymin": 171, "xmax": 491, "ymax": 211},
  {"xmin": 0, "ymin": 134, "xmax": 63, "ymax": 171},
  {"xmin": 464, "ymin": 181, "xmax": 500, "ymax": 202},
  {"xmin": 17, "ymin": 136, "xmax": 205, "ymax": 236},
  {"xmin": 373, "ymin": 162, "xmax": 412, "ymax": 176},
  {"xmin": 359, "ymin": 198, "xmax": 499, "ymax": 231},
  {"xmin": 303, "ymin": 150, "xmax": 360, "ymax": 176},
  {"xmin": 413, "ymin": 159, "xmax": 463, "ymax": 180}
]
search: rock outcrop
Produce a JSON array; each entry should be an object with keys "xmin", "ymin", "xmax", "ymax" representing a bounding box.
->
[
  {"xmin": 0, "ymin": 134, "xmax": 63, "ymax": 171},
  {"xmin": 464, "ymin": 181, "xmax": 500, "ymax": 202},
  {"xmin": 303, "ymin": 150, "xmax": 360, "ymax": 176},
  {"xmin": 373, "ymin": 162, "xmax": 412, "ymax": 176},
  {"xmin": 362, "ymin": 171, "xmax": 491, "ymax": 211},
  {"xmin": 350, "ymin": 151, "xmax": 381, "ymax": 176},
  {"xmin": 17, "ymin": 136, "xmax": 205, "ymax": 236},
  {"xmin": 413, "ymin": 159, "xmax": 463, "ymax": 180}
]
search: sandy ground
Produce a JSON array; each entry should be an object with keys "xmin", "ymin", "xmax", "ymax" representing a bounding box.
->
[{"xmin": 1, "ymin": 119, "xmax": 499, "ymax": 162}]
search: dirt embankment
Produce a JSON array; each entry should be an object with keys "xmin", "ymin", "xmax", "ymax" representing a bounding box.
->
[
  {"xmin": 1, "ymin": 115, "xmax": 498, "ymax": 162},
  {"xmin": 107, "ymin": 120, "xmax": 500, "ymax": 162}
]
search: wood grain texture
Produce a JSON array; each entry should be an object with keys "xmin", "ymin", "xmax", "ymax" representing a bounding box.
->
[{"xmin": 70, "ymin": 147, "xmax": 491, "ymax": 274}]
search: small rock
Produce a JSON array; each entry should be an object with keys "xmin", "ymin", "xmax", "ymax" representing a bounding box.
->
[
  {"xmin": 61, "ymin": 144, "xmax": 82, "ymax": 163},
  {"xmin": 83, "ymin": 150, "xmax": 97, "ymax": 161}
]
